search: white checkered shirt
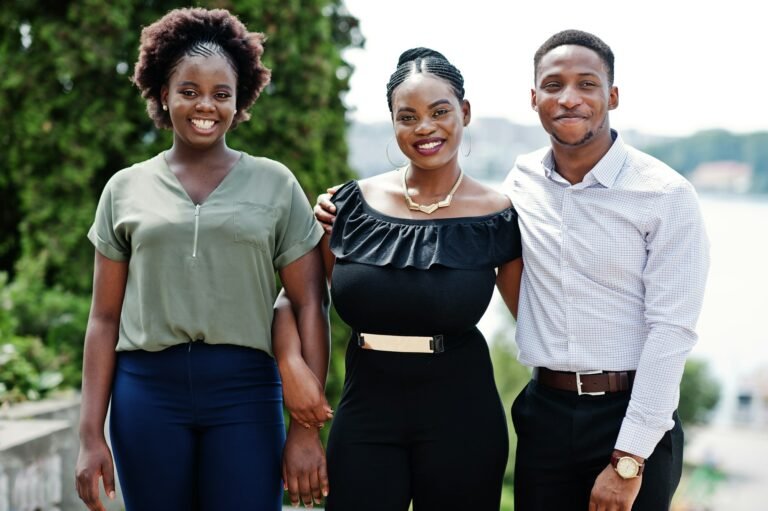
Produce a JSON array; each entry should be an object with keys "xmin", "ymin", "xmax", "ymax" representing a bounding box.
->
[{"xmin": 502, "ymin": 132, "xmax": 710, "ymax": 458}]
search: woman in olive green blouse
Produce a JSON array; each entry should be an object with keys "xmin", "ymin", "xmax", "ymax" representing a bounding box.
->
[{"xmin": 75, "ymin": 8, "xmax": 329, "ymax": 511}]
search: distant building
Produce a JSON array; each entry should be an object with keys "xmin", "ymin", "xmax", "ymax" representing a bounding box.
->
[
  {"xmin": 690, "ymin": 161, "xmax": 753, "ymax": 193},
  {"xmin": 733, "ymin": 365, "xmax": 768, "ymax": 425}
]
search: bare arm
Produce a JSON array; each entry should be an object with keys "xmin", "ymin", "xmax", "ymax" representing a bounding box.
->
[
  {"xmin": 276, "ymin": 246, "xmax": 332, "ymax": 507},
  {"xmin": 496, "ymin": 257, "xmax": 523, "ymax": 320},
  {"xmin": 75, "ymin": 252, "xmax": 127, "ymax": 511},
  {"xmin": 273, "ymin": 245, "xmax": 333, "ymax": 424}
]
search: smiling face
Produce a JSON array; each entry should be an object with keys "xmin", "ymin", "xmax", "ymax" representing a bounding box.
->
[
  {"xmin": 532, "ymin": 44, "xmax": 618, "ymax": 148},
  {"xmin": 391, "ymin": 73, "xmax": 470, "ymax": 172},
  {"xmin": 161, "ymin": 53, "xmax": 238, "ymax": 151}
]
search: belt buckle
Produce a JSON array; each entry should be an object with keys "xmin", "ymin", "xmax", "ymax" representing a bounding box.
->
[
  {"xmin": 576, "ymin": 370, "xmax": 605, "ymax": 396},
  {"xmin": 430, "ymin": 335, "xmax": 445, "ymax": 354}
]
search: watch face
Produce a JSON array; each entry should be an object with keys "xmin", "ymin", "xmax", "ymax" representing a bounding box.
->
[{"xmin": 616, "ymin": 457, "xmax": 639, "ymax": 478}]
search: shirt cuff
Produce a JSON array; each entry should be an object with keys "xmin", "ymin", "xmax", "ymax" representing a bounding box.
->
[
  {"xmin": 87, "ymin": 227, "xmax": 130, "ymax": 262},
  {"xmin": 614, "ymin": 418, "xmax": 668, "ymax": 459},
  {"xmin": 273, "ymin": 223, "xmax": 324, "ymax": 269}
]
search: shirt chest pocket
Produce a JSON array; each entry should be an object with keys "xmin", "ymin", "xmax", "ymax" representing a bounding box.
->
[{"xmin": 234, "ymin": 201, "xmax": 278, "ymax": 252}]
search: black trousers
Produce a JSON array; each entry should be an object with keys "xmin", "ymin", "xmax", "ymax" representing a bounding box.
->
[
  {"xmin": 325, "ymin": 332, "xmax": 508, "ymax": 511},
  {"xmin": 512, "ymin": 380, "xmax": 683, "ymax": 511}
]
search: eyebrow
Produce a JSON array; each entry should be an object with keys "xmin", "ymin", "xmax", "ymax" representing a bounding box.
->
[
  {"xmin": 540, "ymin": 71, "xmax": 601, "ymax": 81},
  {"xmin": 176, "ymin": 81, "xmax": 234, "ymax": 90},
  {"xmin": 396, "ymin": 99, "xmax": 452, "ymax": 114}
]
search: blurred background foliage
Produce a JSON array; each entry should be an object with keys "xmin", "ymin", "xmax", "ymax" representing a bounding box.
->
[{"xmin": 0, "ymin": 1, "xmax": 719, "ymax": 508}]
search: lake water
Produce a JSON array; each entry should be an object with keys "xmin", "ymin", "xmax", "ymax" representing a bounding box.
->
[
  {"xmin": 691, "ymin": 194, "xmax": 768, "ymax": 424},
  {"xmin": 479, "ymin": 193, "xmax": 768, "ymax": 425}
]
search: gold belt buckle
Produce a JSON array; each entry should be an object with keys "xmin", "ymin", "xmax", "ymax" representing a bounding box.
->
[{"xmin": 357, "ymin": 333, "xmax": 445, "ymax": 354}]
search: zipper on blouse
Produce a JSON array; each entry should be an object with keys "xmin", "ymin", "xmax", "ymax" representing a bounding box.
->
[{"xmin": 192, "ymin": 204, "xmax": 201, "ymax": 257}]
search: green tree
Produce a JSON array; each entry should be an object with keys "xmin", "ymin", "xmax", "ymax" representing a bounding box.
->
[
  {"xmin": 679, "ymin": 358, "xmax": 720, "ymax": 427},
  {"xmin": 643, "ymin": 129, "xmax": 768, "ymax": 193}
]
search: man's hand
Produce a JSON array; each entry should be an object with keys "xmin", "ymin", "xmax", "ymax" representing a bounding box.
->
[
  {"xmin": 588, "ymin": 461, "xmax": 642, "ymax": 511},
  {"xmin": 283, "ymin": 423, "xmax": 329, "ymax": 508},
  {"xmin": 314, "ymin": 185, "xmax": 340, "ymax": 234}
]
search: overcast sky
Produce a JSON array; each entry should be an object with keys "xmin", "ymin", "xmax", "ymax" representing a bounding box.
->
[{"xmin": 341, "ymin": 0, "xmax": 763, "ymax": 137}]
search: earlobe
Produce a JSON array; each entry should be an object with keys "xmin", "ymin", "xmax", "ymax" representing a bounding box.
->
[
  {"xmin": 609, "ymin": 86, "xmax": 619, "ymax": 110},
  {"xmin": 462, "ymin": 100, "xmax": 472, "ymax": 126},
  {"xmin": 530, "ymin": 89, "xmax": 538, "ymax": 112},
  {"xmin": 160, "ymin": 86, "xmax": 168, "ymax": 109}
]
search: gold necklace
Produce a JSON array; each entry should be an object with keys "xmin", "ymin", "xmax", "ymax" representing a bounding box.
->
[{"xmin": 402, "ymin": 165, "xmax": 464, "ymax": 214}]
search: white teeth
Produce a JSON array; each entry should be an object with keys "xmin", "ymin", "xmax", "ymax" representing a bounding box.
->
[
  {"xmin": 418, "ymin": 141, "xmax": 441, "ymax": 150},
  {"xmin": 191, "ymin": 119, "xmax": 215, "ymax": 129}
]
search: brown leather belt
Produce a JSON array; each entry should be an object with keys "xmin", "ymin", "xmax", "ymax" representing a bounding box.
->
[{"xmin": 533, "ymin": 368, "xmax": 635, "ymax": 396}]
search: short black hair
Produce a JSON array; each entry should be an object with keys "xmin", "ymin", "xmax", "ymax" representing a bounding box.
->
[
  {"xmin": 132, "ymin": 7, "xmax": 271, "ymax": 129},
  {"xmin": 386, "ymin": 47, "xmax": 465, "ymax": 112},
  {"xmin": 533, "ymin": 29, "xmax": 615, "ymax": 86}
]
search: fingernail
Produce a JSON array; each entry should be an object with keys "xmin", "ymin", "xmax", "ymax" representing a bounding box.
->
[
  {"xmin": 109, "ymin": 491, "xmax": 116, "ymax": 500},
  {"xmin": 323, "ymin": 489, "xmax": 329, "ymax": 497}
]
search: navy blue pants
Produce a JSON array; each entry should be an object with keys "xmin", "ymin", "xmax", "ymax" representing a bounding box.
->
[
  {"xmin": 512, "ymin": 380, "xmax": 683, "ymax": 510},
  {"xmin": 110, "ymin": 342, "xmax": 285, "ymax": 511}
]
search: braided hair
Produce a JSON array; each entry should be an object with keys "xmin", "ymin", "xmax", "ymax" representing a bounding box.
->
[
  {"xmin": 386, "ymin": 47, "xmax": 465, "ymax": 112},
  {"xmin": 132, "ymin": 7, "xmax": 271, "ymax": 129}
]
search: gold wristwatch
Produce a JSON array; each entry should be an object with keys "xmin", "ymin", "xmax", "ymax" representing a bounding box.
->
[{"xmin": 611, "ymin": 452, "xmax": 644, "ymax": 479}]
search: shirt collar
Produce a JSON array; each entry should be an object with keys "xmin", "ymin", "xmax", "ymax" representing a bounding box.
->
[{"xmin": 541, "ymin": 130, "xmax": 628, "ymax": 188}]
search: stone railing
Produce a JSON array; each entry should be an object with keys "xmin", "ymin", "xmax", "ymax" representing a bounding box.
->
[
  {"xmin": 0, "ymin": 394, "xmax": 124, "ymax": 511},
  {"xmin": 0, "ymin": 395, "xmax": 318, "ymax": 510}
]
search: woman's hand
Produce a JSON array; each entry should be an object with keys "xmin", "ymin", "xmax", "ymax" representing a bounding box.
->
[
  {"xmin": 283, "ymin": 422, "xmax": 329, "ymax": 508},
  {"xmin": 279, "ymin": 354, "xmax": 333, "ymax": 428},
  {"xmin": 313, "ymin": 185, "xmax": 340, "ymax": 234},
  {"xmin": 75, "ymin": 437, "xmax": 117, "ymax": 511}
]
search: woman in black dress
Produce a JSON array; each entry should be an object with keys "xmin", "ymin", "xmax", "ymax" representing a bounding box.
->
[{"xmin": 274, "ymin": 48, "xmax": 523, "ymax": 511}]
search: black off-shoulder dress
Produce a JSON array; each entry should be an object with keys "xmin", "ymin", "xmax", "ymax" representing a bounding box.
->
[{"xmin": 324, "ymin": 180, "xmax": 522, "ymax": 511}]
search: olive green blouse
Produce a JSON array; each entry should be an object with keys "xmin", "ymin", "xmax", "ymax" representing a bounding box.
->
[{"xmin": 88, "ymin": 152, "xmax": 323, "ymax": 355}]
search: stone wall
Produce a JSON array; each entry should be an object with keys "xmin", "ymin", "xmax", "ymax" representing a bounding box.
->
[{"xmin": 0, "ymin": 395, "xmax": 124, "ymax": 511}]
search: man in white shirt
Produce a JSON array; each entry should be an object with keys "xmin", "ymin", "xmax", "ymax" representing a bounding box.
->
[{"xmin": 504, "ymin": 29, "xmax": 709, "ymax": 510}]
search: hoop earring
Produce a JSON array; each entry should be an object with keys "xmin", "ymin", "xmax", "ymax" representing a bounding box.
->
[
  {"xmin": 386, "ymin": 137, "xmax": 407, "ymax": 168},
  {"xmin": 461, "ymin": 127, "xmax": 472, "ymax": 157}
]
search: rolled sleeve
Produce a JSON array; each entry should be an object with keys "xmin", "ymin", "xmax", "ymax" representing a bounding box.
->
[
  {"xmin": 273, "ymin": 178, "xmax": 324, "ymax": 269},
  {"xmin": 88, "ymin": 180, "xmax": 130, "ymax": 261}
]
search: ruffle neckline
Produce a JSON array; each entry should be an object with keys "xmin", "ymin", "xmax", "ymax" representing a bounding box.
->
[{"xmin": 328, "ymin": 180, "xmax": 522, "ymax": 270}]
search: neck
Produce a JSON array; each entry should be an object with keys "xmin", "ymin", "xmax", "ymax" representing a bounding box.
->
[
  {"xmin": 550, "ymin": 131, "xmax": 614, "ymax": 185},
  {"xmin": 406, "ymin": 162, "xmax": 462, "ymax": 198},
  {"xmin": 167, "ymin": 138, "xmax": 234, "ymax": 170}
]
